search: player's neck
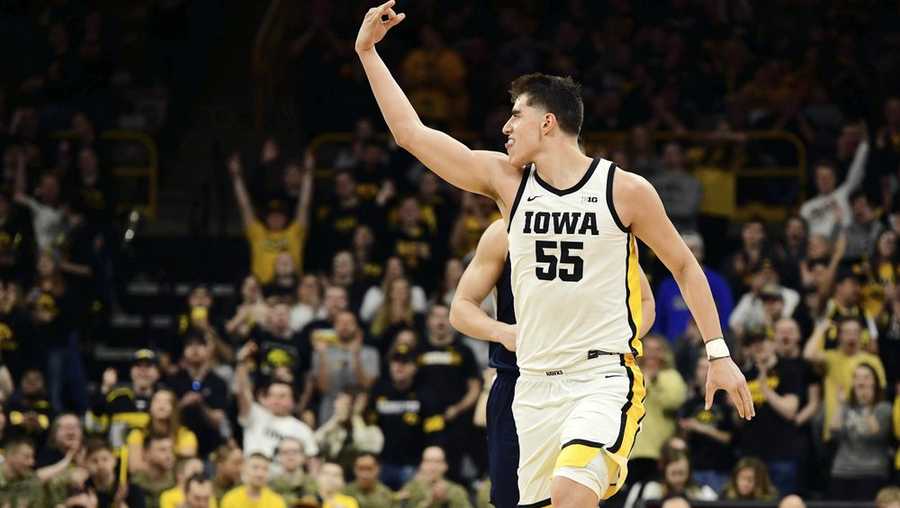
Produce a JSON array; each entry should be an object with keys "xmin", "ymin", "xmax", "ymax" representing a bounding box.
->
[{"xmin": 531, "ymin": 142, "xmax": 593, "ymax": 190}]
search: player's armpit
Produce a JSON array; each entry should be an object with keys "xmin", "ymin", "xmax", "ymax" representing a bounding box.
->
[{"xmin": 400, "ymin": 125, "xmax": 517, "ymax": 207}]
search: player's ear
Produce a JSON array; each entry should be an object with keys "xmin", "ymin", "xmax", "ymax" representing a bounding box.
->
[{"xmin": 542, "ymin": 113, "xmax": 555, "ymax": 134}]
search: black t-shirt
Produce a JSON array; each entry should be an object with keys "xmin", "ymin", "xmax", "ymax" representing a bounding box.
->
[
  {"xmin": 0, "ymin": 308, "xmax": 33, "ymax": 381},
  {"xmin": 28, "ymin": 286, "xmax": 76, "ymax": 349},
  {"xmin": 96, "ymin": 481, "xmax": 146, "ymax": 508},
  {"xmin": 249, "ymin": 326, "xmax": 311, "ymax": 380},
  {"xmin": 678, "ymin": 391, "xmax": 734, "ymax": 472},
  {"xmin": 389, "ymin": 224, "xmax": 439, "ymax": 292},
  {"xmin": 166, "ymin": 368, "xmax": 229, "ymax": 457},
  {"xmin": 415, "ymin": 339, "xmax": 480, "ymax": 410},
  {"xmin": 739, "ymin": 358, "xmax": 805, "ymax": 460},
  {"xmin": 90, "ymin": 382, "xmax": 154, "ymax": 435},
  {"xmin": 367, "ymin": 378, "xmax": 443, "ymax": 466},
  {"xmin": 263, "ymin": 275, "xmax": 298, "ymax": 301}
]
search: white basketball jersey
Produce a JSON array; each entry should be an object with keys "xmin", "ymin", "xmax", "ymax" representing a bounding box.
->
[{"xmin": 506, "ymin": 158, "xmax": 643, "ymax": 372}]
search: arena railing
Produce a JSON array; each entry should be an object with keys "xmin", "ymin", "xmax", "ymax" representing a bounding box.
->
[
  {"xmin": 308, "ymin": 130, "xmax": 806, "ymax": 222},
  {"xmin": 52, "ymin": 129, "xmax": 159, "ymax": 219}
]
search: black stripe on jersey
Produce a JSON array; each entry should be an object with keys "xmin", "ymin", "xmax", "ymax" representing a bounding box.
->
[
  {"xmin": 606, "ymin": 163, "xmax": 630, "ymax": 233},
  {"xmin": 608, "ymin": 354, "xmax": 632, "ymax": 454},
  {"xmin": 518, "ymin": 498, "xmax": 552, "ymax": 508},
  {"xmin": 624, "ymin": 234, "xmax": 639, "ymax": 356},
  {"xmin": 561, "ymin": 438, "xmax": 605, "ymax": 450},
  {"xmin": 533, "ymin": 158, "xmax": 599, "ymax": 196},
  {"xmin": 507, "ymin": 165, "xmax": 532, "ymax": 233}
]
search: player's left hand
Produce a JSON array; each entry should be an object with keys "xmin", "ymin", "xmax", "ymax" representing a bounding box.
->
[
  {"xmin": 706, "ymin": 357, "xmax": 755, "ymax": 420},
  {"xmin": 355, "ymin": 0, "xmax": 406, "ymax": 53}
]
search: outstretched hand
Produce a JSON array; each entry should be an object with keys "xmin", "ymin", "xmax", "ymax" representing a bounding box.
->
[
  {"xmin": 706, "ymin": 357, "xmax": 755, "ymax": 420},
  {"xmin": 355, "ymin": 0, "xmax": 406, "ymax": 53}
]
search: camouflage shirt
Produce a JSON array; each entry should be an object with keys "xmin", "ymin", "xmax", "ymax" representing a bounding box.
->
[{"xmin": 344, "ymin": 482, "xmax": 396, "ymax": 508}]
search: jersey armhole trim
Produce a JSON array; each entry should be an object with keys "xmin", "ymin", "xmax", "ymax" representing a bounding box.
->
[
  {"xmin": 506, "ymin": 165, "xmax": 532, "ymax": 232},
  {"xmin": 606, "ymin": 163, "xmax": 630, "ymax": 233}
]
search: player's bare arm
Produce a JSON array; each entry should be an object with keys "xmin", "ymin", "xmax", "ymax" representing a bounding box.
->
[
  {"xmin": 638, "ymin": 269, "xmax": 655, "ymax": 338},
  {"xmin": 449, "ymin": 220, "xmax": 517, "ymax": 351},
  {"xmin": 614, "ymin": 169, "xmax": 756, "ymax": 420},
  {"xmin": 354, "ymin": 1, "xmax": 521, "ymax": 213}
]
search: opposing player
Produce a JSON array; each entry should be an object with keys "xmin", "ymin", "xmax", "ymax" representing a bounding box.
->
[
  {"xmin": 449, "ymin": 219, "xmax": 657, "ymax": 508},
  {"xmin": 355, "ymin": 3, "xmax": 754, "ymax": 507}
]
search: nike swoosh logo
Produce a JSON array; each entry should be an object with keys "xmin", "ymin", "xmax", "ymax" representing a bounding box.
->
[{"xmin": 527, "ymin": 195, "xmax": 542, "ymax": 202}]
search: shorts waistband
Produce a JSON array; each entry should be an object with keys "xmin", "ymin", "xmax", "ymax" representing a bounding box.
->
[{"xmin": 518, "ymin": 351, "xmax": 634, "ymax": 377}]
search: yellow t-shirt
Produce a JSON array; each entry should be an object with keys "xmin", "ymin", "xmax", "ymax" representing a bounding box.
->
[
  {"xmin": 127, "ymin": 426, "xmax": 198, "ymax": 457},
  {"xmin": 822, "ymin": 351, "xmax": 887, "ymax": 440},
  {"xmin": 324, "ymin": 493, "xmax": 360, "ymax": 508},
  {"xmin": 159, "ymin": 486, "xmax": 217, "ymax": 508},
  {"xmin": 246, "ymin": 220, "xmax": 305, "ymax": 284},
  {"xmin": 221, "ymin": 486, "xmax": 286, "ymax": 508}
]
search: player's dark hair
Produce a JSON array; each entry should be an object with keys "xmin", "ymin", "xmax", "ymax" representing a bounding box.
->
[{"xmin": 509, "ymin": 73, "xmax": 584, "ymax": 137}]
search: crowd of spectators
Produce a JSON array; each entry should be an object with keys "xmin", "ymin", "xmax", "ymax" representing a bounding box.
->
[{"xmin": 2, "ymin": 1, "xmax": 900, "ymax": 508}]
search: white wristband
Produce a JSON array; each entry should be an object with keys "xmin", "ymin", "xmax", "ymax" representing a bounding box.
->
[{"xmin": 705, "ymin": 337, "xmax": 730, "ymax": 360}]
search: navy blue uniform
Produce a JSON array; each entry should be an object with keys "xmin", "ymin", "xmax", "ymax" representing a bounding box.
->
[{"xmin": 487, "ymin": 256, "xmax": 519, "ymax": 508}]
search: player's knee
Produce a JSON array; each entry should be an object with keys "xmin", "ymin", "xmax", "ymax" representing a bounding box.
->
[
  {"xmin": 552, "ymin": 453, "xmax": 608, "ymax": 506},
  {"xmin": 550, "ymin": 474, "xmax": 602, "ymax": 508}
]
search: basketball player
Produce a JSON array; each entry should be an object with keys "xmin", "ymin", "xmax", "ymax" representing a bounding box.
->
[
  {"xmin": 355, "ymin": 3, "xmax": 754, "ymax": 507},
  {"xmin": 449, "ymin": 219, "xmax": 657, "ymax": 508}
]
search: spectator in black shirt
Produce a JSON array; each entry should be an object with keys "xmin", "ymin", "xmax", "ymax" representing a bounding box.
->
[
  {"xmin": 166, "ymin": 334, "xmax": 230, "ymax": 458},
  {"xmin": 315, "ymin": 171, "xmax": 376, "ymax": 269},
  {"xmin": 70, "ymin": 146, "xmax": 114, "ymax": 230},
  {"xmin": 0, "ymin": 281, "xmax": 31, "ymax": 383},
  {"xmin": 27, "ymin": 250, "xmax": 84, "ymax": 413},
  {"xmin": 169, "ymin": 285, "xmax": 232, "ymax": 376},
  {"xmin": 248, "ymin": 301, "xmax": 310, "ymax": 384},
  {"xmin": 738, "ymin": 332, "xmax": 805, "ymax": 496},
  {"xmin": 299, "ymin": 285, "xmax": 350, "ymax": 349},
  {"xmin": 263, "ymin": 252, "xmax": 299, "ymax": 302},
  {"xmin": 36, "ymin": 412, "xmax": 82, "ymax": 468},
  {"xmin": 0, "ymin": 192, "xmax": 34, "ymax": 282},
  {"xmin": 415, "ymin": 304, "xmax": 481, "ymax": 481},
  {"xmin": 367, "ymin": 344, "xmax": 442, "ymax": 490},
  {"xmin": 773, "ymin": 317, "xmax": 822, "ymax": 495},
  {"xmin": 330, "ymin": 250, "xmax": 367, "ymax": 313},
  {"xmin": 6, "ymin": 368, "xmax": 53, "ymax": 448},
  {"xmin": 677, "ymin": 357, "xmax": 734, "ymax": 495},
  {"xmin": 91, "ymin": 349, "xmax": 160, "ymax": 447},
  {"xmin": 388, "ymin": 197, "xmax": 439, "ymax": 293},
  {"xmin": 85, "ymin": 438, "xmax": 147, "ymax": 508}
]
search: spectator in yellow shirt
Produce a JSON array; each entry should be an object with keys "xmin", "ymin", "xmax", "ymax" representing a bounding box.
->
[
  {"xmin": 128, "ymin": 389, "xmax": 198, "ymax": 472},
  {"xmin": 229, "ymin": 151, "xmax": 313, "ymax": 284},
  {"xmin": 221, "ymin": 453, "xmax": 286, "ymax": 508},
  {"xmin": 317, "ymin": 462, "xmax": 360, "ymax": 508},
  {"xmin": 161, "ymin": 457, "xmax": 216, "ymax": 508},
  {"xmin": 804, "ymin": 317, "xmax": 887, "ymax": 440},
  {"xmin": 180, "ymin": 474, "xmax": 217, "ymax": 508}
]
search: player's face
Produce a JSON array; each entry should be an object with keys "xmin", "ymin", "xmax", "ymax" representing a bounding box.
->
[{"xmin": 503, "ymin": 95, "xmax": 543, "ymax": 168}]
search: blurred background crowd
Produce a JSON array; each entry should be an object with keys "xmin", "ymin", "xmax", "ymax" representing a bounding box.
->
[{"xmin": 1, "ymin": 1, "xmax": 900, "ymax": 507}]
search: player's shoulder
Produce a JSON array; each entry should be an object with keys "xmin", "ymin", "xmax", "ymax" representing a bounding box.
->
[
  {"xmin": 475, "ymin": 219, "xmax": 508, "ymax": 258},
  {"xmin": 474, "ymin": 150, "xmax": 526, "ymax": 182},
  {"xmin": 611, "ymin": 165, "xmax": 654, "ymax": 195}
]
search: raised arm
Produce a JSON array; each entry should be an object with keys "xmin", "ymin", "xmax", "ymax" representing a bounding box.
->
[
  {"xmin": 228, "ymin": 153, "xmax": 257, "ymax": 229},
  {"xmin": 354, "ymin": 1, "xmax": 512, "ymax": 202},
  {"xmin": 803, "ymin": 320, "xmax": 829, "ymax": 366},
  {"xmin": 296, "ymin": 151, "xmax": 315, "ymax": 229},
  {"xmin": 836, "ymin": 138, "xmax": 869, "ymax": 198},
  {"xmin": 235, "ymin": 342, "xmax": 257, "ymax": 420},
  {"xmin": 616, "ymin": 170, "xmax": 754, "ymax": 420},
  {"xmin": 638, "ymin": 268, "xmax": 655, "ymax": 338},
  {"xmin": 449, "ymin": 220, "xmax": 516, "ymax": 351}
]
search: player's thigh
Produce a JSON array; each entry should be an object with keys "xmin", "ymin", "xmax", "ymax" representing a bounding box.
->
[{"xmin": 513, "ymin": 375, "xmax": 565, "ymax": 507}]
